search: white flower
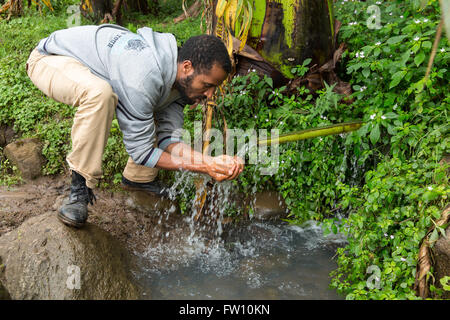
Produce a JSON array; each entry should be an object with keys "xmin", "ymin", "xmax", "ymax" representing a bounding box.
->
[
  {"xmin": 414, "ymin": 36, "xmax": 420, "ymax": 41},
  {"xmin": 376, "ymin": 1, "xmax": 381, "ymax": 4},
  {"xmin": 370, "ymin": 114, "xmax": 376, "ymax": 120},
  {"xmin": 384, "ymin": 233, "xmax": 388, "ymax": 237},
  {"xmin": 390, "ymin": 235, "xmax": 395, "ymax": 239},
  {"xmin": 441, "ymin": 48, "xmax": 446, "ymax": 52},
  {"xmin": 400, "ymin": 15, "xmax": 404, "ymax": 18},
  {"xmin": 393, "ymin": 103, "xmax": 398, "ymax": 110},
  {"xmin": 400, "ymin": 257, "xmax": 406, "ymax": 262},
  {"xmin": 414, "ymin": 19, "xmax": 421, "ymax": 24},
  {"xmin": 427, "ymin": 186, "xmax": 433, "ymax": 191},
  {"xmin": 375, "ymin": 41, "xmax": 381, "ymax": 46},
  {"xmin": 360, "ymin": 86, "xmax": 367, "ymax": 92},
  {"xmin": 265, "ymin": 119, "xmax": 269, "ymax": 122},
  {"xmin": 381, "ymin": 115, "xmax": 386, "ymax": 120},
  {"xmin": 423, "ymin": 18, "xmax": 429, "ymax": 23}
]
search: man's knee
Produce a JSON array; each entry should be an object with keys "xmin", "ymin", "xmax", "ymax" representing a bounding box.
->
[{"xmin": 83, "ymin": 81, "xmax": 118, "ymax": 109}]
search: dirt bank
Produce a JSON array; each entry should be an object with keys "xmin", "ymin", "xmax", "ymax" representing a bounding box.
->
[{"xmin": 0, "ymin": 174, "xmax": 189, "ymax": 253}]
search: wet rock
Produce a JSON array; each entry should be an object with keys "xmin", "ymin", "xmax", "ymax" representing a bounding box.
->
[
  {"xmin": 251, "ymin": 191, "xmax": 288, "ymax": 220},
  {"xmin": 125, "ymin": 190, "xmax": 180, "ymax": 216},
  {"xmin": 0, "ymin": 125, "xmax": 16, "ymax": 148},
  {"xmin": 0, "ymin": 211, "xmax": 141, "ymax": 299},
  {"xmin": 434, "ymin": 226, "xmax": 450, "ymax": 299},
  {"xmin": 3, "ymin": 138, "xmax": 44, "ymax": 180},
  {"xmin": 0, "ymin": 257, "xmax": 11, "ymax": 300}
]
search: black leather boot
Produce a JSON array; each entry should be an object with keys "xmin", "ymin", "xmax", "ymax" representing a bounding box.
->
[
  {"xmin": 58, "ymin": 171, "xmax": 96, "ymax": 228},
  {"xmin": 121, "ymin": 176, "xmax": 170, "ymax": 198}
]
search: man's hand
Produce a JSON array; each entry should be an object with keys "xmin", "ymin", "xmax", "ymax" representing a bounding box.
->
[
  {"xmin": 159, "ymin": 142, "xmax": 244, "ymax": 181},
  {"xmin": 206, "ymin": 155, "xmax": 244, "ymax": 181}
]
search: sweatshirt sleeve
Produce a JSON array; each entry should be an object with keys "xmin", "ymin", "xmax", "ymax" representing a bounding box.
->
[
  {"xmin": 115, "ymin": 69, "xmax": 165, "ymax": 168},
  {"xmin": 154, "ymin": 100, "xmax": 186, "ymax": 151}
]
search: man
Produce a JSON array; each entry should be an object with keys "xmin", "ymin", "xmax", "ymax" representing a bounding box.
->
[{"xmin": 26, "ymin": 24, "xmax": 244, "ymax": 228}]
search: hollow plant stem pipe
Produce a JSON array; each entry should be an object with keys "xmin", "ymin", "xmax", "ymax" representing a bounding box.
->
[{"xmin": 257, "ymin": 121, "xmax": 364, "ymax": 146}]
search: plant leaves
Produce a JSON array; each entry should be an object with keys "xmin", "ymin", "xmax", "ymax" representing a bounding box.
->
[
  {"xmin": 387, "ymin": 35, "xmax": 407, "ymax": 44},
  {"xmin": 429, "ymin": 228, "xmax": 439, "ymax": 243},
  {"xmin": 389, "ymin": 70, "xmax": 407, "ymax": 89},
  {"xmin": 414, "ymin": 51, "xmax": 426, "ymax": 66},
  {"xmin": 370, "ymin": 123, "xmax": 381, "ymax": 145},
  {"xmin": 362, "ymin": 68, "xmax": 371, "ymax": 78}
]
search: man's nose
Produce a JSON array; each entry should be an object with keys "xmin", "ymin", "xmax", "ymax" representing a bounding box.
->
[{"xmin": 204, "ymin": 87, "xmax": 215, "ymax": 99}]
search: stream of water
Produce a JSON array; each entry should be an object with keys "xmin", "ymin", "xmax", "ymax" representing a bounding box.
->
[
  {"xmin": 132, "ymin": 171, "xmax": 346, "ymax": 300},
  {"xmin": 134, "ymin": 219, "xmax": 346, "ymax": 300}
]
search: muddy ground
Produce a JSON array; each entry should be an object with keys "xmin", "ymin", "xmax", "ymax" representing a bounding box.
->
[{"xmin": 0, "ymin": 174, "xmax": 196, "ymax": 253}]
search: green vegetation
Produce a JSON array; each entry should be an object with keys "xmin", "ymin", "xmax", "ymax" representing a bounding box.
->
[
  {"xmin": 0, "ymin": 0, "xmax": 449, "ymax": 300},
  {"xmin": 186, "ymin": 0, "xmax": 449, "ymax": 299}
]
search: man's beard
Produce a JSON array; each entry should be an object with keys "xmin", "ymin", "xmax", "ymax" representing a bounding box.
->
[{"xmin": 174, "ymin": 74, "xmax": 206, "ymax": 105}]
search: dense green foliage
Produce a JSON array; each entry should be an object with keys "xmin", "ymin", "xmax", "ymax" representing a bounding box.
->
[
  {"xmin": 203, "ymin": 0, "xmax": 448, "ymax": 299},
  {"xmin": 0, "ymin": 0, "xmax": 449, "ymax": 300}
]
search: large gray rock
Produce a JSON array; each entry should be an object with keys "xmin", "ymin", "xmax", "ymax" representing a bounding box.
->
[
  {"xmin": 0, "ymin": 212, "xmax": 141, "ymax": 300},
  {"xmin": 434, "ymin": 226, "xmax": 450, "ymax": 299},
  {"xmin": 3, "ymin": 138, "xmax": 43, "ymax": 180}
]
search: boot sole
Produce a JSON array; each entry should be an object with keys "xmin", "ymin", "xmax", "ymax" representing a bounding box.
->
[{"xmin": 57, "ymin": 211, "xmax": 86, "ymax": 228}]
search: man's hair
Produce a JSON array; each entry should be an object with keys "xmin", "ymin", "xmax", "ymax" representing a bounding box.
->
[{"xmin": 178, "ymin": 35, "xmax": 232, "ymax": 75}]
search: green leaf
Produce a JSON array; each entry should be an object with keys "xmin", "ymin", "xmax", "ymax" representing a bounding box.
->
[
  {"xmin": 332, "ymin": 223, "xmax": 338, "ymax": 234},
  {"xmin": 440, "ymin": 276, "xmax": 450, "ymax": 291},
  {"xmin": 387, "ymin": 35, "xmax": 407, "ymax": 45},
  {"xmin": 414, "ymin": 51, "xmax": 426, "ymax": 66},
  {"xmin": 302, "ymin": 58, "xmax": 312, "ymax": 66},
  {"xmin": 362, "ymin": 68, "xmax": 371, "ymax": 78},
  {"xmin": 422, "ymin": 41, "xmax": 432, "ymax": 49},
  {"xmin": 265, "ymin": 77, "xmax": 273, "ymax": 88},
  {"xmin": 389, "ymin": 70, "xmax": 407, "ymax": 89},
  {"xmin": 429, "ymin": 228, "xmax": 439, "ymax": 243},
  {"xmin": 423, "ymin": 191, "xmax": 439, "ymax": 202},
  {"xmin": 370, "ymin": 123, "xmax": 381, "ymax": 145},
  {"xmin": 383, "ymin": 112, "xmax": 398, "ymax": 119}
]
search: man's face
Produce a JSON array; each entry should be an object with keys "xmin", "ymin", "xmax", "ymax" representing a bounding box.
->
[{"xmin": 175, "ymin": 62, "xmax": 228, "ymax": 105}]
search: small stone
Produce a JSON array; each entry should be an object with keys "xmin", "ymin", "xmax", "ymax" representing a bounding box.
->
[{"xmin": 3, "ymin": 138, "xmax": 44, "ymax": 180}]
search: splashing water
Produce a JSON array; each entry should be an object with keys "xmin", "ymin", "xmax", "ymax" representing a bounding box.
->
[
  {"xmin": 130, "ymin": 169, "xmax": 346, "ymax": 299},
  {"xmin": 135, "ymin": 218, "xmax": 346, "ymax": 299}
]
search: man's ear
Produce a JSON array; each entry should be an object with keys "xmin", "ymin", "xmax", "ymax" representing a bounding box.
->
[{"xmin": 181, "ymin": 60, "xmax": 194, "ymax": 76}]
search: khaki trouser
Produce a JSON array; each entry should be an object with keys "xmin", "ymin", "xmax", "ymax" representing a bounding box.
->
[{"xmin": 26, "ymin": 48, "xmax": 158, "ymax": 188}]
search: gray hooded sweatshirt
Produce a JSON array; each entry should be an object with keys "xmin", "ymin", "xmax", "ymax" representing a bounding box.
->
[{"xmin": 36, "ymin": 24, "xmax": 185, "ymax": 168}]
